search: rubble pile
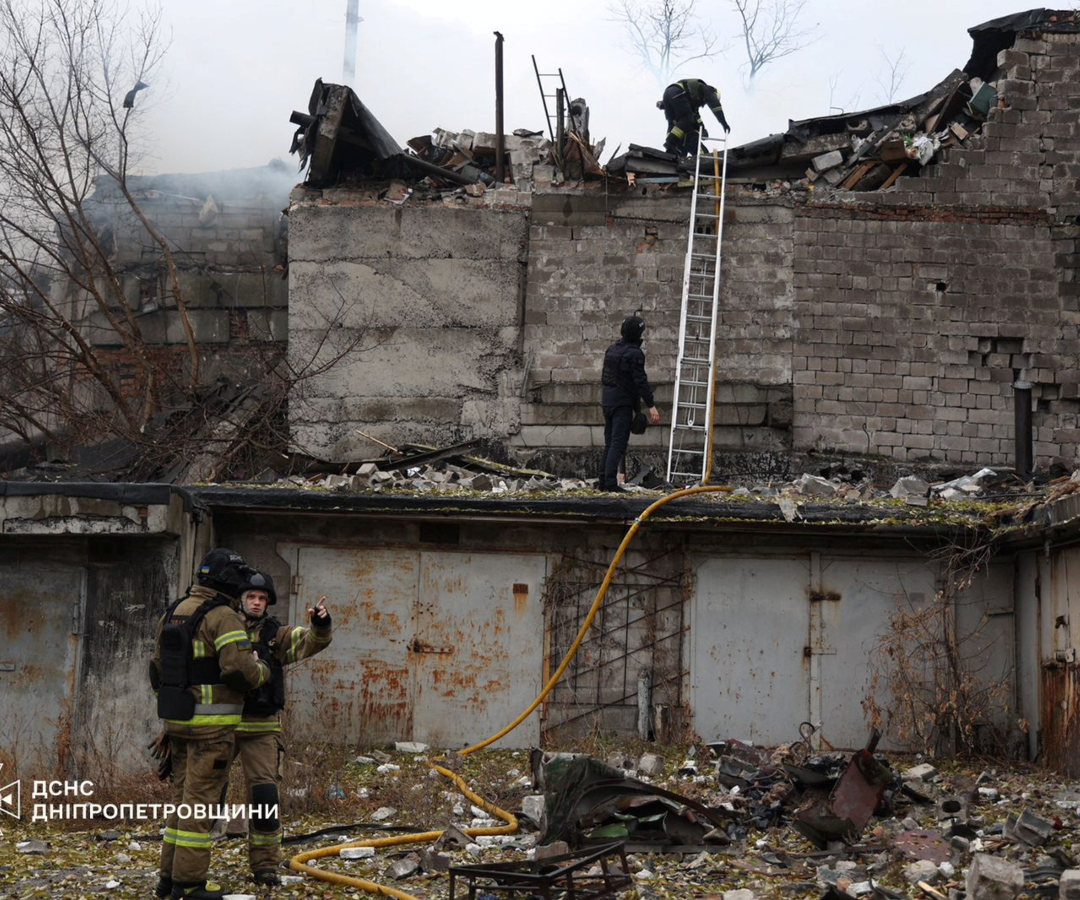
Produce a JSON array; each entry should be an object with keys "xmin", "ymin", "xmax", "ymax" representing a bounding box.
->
[{"xmin": 406, "ymin": 128, "xmax": 554, "ymax": 190}]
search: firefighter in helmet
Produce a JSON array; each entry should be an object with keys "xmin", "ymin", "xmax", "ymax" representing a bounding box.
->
[
  {"xmin": 229, "ymin": 570, "xmax": 333, "ymax": 886},
  {"xmin": 658, "ymin": 77, "xmax": 730, "ymax": 156},
  {"xmin": 151, "ymin": 548, "xmax": 269, "ymax": 900}
]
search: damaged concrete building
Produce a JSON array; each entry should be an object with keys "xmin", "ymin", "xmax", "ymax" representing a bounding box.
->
[{"xmin": 5, "ymin": 9, "xmax": 1080, "ymax": 786}]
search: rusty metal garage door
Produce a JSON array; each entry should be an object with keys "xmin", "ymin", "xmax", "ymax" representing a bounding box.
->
[
  {"xmin": 0, "ymin": 564, "xmax": 85, "ymax": 771},
  {"xmin": 691, "ymin": 556, "xmax": 811, "ymax": 746},
  {"xmin": 279, "ymin": 545, "xmax": 547, "ymax": 749},
  {"xmin": 691, "ymin": 554, "xmax": 951, "ymax": 750}
]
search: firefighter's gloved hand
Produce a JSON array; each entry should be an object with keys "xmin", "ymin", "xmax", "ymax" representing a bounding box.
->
[
  {"xmin": 718, "ymin": 112, "xmax": 731, "ymax": 134},
  {"xmin": 309, "ymin": 596, "xmax": 331, "ymax": 629},
  {"xmin": 148, "ymin": 731, "xmax": 172, "ymax": 781}
]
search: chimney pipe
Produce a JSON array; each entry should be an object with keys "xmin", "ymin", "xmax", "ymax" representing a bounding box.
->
[
  {"xmin": 343, "ymin": 0, "xmax": 360, "ymax": 87},
  {"xmin": 494, "ymin": 32, "xmax": 505, "ymax": 185},
  {"xmin": 1014, "ymin": 380, "xmax": 1033, "ymax": 480}
]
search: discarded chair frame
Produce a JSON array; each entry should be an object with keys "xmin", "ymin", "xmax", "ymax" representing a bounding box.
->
[{"xmin": 447, "ymin": 841, "xmax": 631, "ymax": 900}]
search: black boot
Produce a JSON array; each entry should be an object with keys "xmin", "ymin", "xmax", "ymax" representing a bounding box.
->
[
  {"xmin": 170, "ymin": 881, "xmax": 225, "ymax": 900},
  {"xmin": 253, "ymin": 868, "xmax": 281, "ymax": 886},
  {"xmin": 154, "ymin": 875, "xmax": 172, "ymax": 899}
]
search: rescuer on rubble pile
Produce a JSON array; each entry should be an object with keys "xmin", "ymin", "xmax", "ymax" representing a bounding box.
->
[
  {"xmin": 228, "ymin": 571, "xmax": 333, "ymax": 886},
  {"xmin": 658, "ymin": 77, "xmax": 730, "ymax": 156},
  {"xmin": 149, "ymin": 549, "xmax": 270, "ymax": 900}
]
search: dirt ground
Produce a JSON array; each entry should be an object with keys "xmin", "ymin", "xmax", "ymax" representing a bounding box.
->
[{"xmin": 1, "ymin": 739, "xmax": 1075, "ymax": 900}]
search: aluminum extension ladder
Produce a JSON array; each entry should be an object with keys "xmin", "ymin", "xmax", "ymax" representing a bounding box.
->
[{"xmin": 666, "ymin": 133, "xmax": 729, "ymax": 485}]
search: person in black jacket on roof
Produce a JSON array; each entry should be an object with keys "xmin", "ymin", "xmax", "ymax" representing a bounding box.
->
[
  {"xmin": 659, "ymin": 77, "xmax": 730, "ymax": 156},
  {"xmin": 599, "ymin": 315, "xmax": 661, "ymax": 492}
]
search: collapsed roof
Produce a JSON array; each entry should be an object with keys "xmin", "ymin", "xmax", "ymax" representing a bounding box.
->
[{"xmin": 614, "ymin": 7, "xmax": 1080, "ymax": 189}]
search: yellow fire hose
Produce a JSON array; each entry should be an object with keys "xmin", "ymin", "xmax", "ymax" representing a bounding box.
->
[{"xmin": 289, "ymin": 484, "xmax": 732, "ymax": 897}]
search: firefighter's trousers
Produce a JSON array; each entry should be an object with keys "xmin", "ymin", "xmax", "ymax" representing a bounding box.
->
[
  {"xmin": 159, "ymin": 734, "xmax": 233, "ymax": 885},
  {"xmin": 232, "ymin": 730, "xmax": 284, "ymax": 872}
]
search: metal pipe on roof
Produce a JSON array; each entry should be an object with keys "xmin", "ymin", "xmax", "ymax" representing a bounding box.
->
[
  {"xmin": 494, "ymin": 32, "xmax": 505, "ymax": 185},
  {"xmin": 1015, "ymin": 381, "xmax": 1034, "ymax": 479}
]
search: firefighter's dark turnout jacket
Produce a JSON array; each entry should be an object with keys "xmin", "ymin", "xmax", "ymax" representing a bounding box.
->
[
  {"xmin": 152, "ymin": 584, "xmax": 270, "ymax": 890},
  {"xmin": 151, "ymin": 585, "xmax": 271, "ymax": 737},
  {"xmin": 662, "ymin": 78, "xmax": 727, "ymax": 153},
  {"xmin": 237, "ymin": 614, "xmax": 333, "ymax": 735}
]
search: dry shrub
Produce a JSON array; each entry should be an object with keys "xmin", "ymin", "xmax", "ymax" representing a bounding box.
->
[{"xmin": 863, "ymin": 539, "xmax": 1015, "ymax": 757}]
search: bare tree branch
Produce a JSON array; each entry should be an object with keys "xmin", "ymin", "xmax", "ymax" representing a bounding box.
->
[
  {"xmin": 873, "ymin": 45, "xmax": 910, "ymax": 105},
  {"xmin": 609, "ymin": 0, "xmax": 722, "ymax": 88},
  {"xmin": 731, "ymin": 0, "xmax": 818, "ymax": 82}
]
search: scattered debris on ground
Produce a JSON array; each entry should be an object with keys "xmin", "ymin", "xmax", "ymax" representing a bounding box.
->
[{"xmin": 4, "ymin": 738, "xmax": 1080, "ymax": 900}]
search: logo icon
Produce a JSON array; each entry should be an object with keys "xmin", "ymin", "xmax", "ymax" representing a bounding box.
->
[{"xmin": 0, "ymin": 762, "xmax": 21, "ymax": 819}]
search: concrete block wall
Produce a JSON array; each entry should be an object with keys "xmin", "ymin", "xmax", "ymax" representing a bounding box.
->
[
  {"xmin": 791, "ymin": 29, "xmax": 1080, "ymax": 465},
  {"xmin": 286, "ymin": 29, "xmax": 1080, "ymax": 473},
  {"xmin": 287, "ymin": 203, "xmax": 530, "ymax": 459},
  {"xmin": 70, "ymin": 166, "xmax": 291, "ymax": 355},
  {"xmin": 515, "ymin": 193, "xmax": 796, "ymax": 464}
]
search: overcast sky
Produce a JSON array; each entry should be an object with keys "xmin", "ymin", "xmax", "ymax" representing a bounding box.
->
[{"xmin": 140, "ymin": 1, "xmax": 1060, "ymax": 175}]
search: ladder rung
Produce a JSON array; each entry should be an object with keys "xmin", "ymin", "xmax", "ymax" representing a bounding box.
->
[
  {"xmin": 686, "ymin": 314, "xmax": 712, "ymax": 323},
  {"xmin": 690, "ymin": 253, "xmax": 718, "ymax": 260},
  {"xmin": 672, "ymin": 444, "xmax": 706, "ymax": 451}
]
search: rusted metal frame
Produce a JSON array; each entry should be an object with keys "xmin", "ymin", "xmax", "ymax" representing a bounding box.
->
[
  {"xmin": 548, "ymin": 670, "xmax": 685, "ymax": 731},
  {"xmin": 567, "ymin": 548, "xmax": 685, "ymax": 584},
  {"xmin": 449, "ymin": 842, "xmax": 631, "ymax": 900},
  {"xmin": 561, "ymin": 596, "xmax": 689, "ymax": 659},
  {"xmin": 555, "ymin": 627, "xmax": 689, "ymax": 685}
]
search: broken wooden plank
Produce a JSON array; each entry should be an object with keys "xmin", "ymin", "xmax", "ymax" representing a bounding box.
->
[
  {"xmin": 879, "ymin": 162, "xmax": 910, "ymax": 191},
  {"xmin": 840, "ymin": 161, "xmax": 876, "ymax": 190}
]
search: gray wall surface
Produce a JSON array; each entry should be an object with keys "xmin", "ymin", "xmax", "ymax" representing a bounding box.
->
[{"xmin": 286, "ymin": 30, "xmax": 1080, "ymax": 475}]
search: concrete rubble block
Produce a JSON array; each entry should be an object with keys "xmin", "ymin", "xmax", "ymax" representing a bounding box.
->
[
  {"xmin": 389, "ymin": 854, "xmax": 421, "ymax": 879},
  {"xmin": 468, "ymin": 473, "xmax": 493, "ymax": 491},
  {"xmin": 357, "ymin": 462, "xmax": 380, "ymax": 478},
  {"xmin": 812, "ymin": 150, "xmax": 845, "ymax": 173},
  {"xmin": 904, "ymin": 762, "xmax": 939, "ymax": 782},
  {"xmin": 724, "ymin": 891, "xmax": 757, "ymax": 900},
  {"xmin": 419, "ymin": 849, "xmax": 451, "ymax": 873},
  {"xmin": 637, "ymin": 753, "xmax": 664, "ymax": 775},
  {"xmin": 340, "ymin": 846, "xmax": 376, "ymax": 859},
  {"xmin": 535, "ymin": 840, "xmax": 571, "ymax": 860},
  {"xmin": 905, "ymin": 860, "xmax": 940, "ymax": 884},
  {"xmin": 937, "ymin": 797, "xmax": 969, "ymax": 821},
  {"xmin": 822, "ymin": 167, "xmax": 845, "ymax": 186},
  {"xmin": 1060, "ymin": 869, "xmax": 1080, "ymax": 900},
  {"xmin": 371, "ymin": 806, "xmax": 397, "ymax": 821},
  {"xmin": 966, "ymin": 853, "xmax": 1024, "ymax": 900},
  {"xmin": 1008, "ymin": 808, "xmax": 1054, "ymax": 846},
  {"xmin": 794, "ymin": 473, "xmax": 839, "ymax": 498},
  {"xmin": 891, "ymin": 476, "xmax": 930, "ymax": 506},
  {"xmin": 16, "ymin": 840, "xmax": 49, "ymax": 854},
  {"xmin": 433, "ymin": 824, "xmax": 472, "ymax": 850},
  {"xmin": 394, "ymin": 741, "xmax": 429, "ymax": 753},
  {"xmin": 522, "ymin": 794, "xmax": 546, "ymax": 826}
]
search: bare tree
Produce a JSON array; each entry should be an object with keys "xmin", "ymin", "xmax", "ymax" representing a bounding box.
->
[
  {"xmin": 0, "ymin": 0, "xmax": 371, "ymax": 480},
  {"xmin": 827, "ymin": 69, "xmax": 861, "ymax": 115},
  {"xmin": 873, "ymin": 46, "xmax": 910, "ymax": 105},
  {"xmin": 731, "ymin": 0, "xmax": 818, "ymax": 82},
  {"xmin": 609, "ymin": 0, "xmax": 720, "ymax": 87}
]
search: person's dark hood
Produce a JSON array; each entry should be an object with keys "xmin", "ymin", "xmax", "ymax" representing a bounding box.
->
[{"xmin": 621, "ymin": 315, "xmax": 646, "ymax": 345}]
